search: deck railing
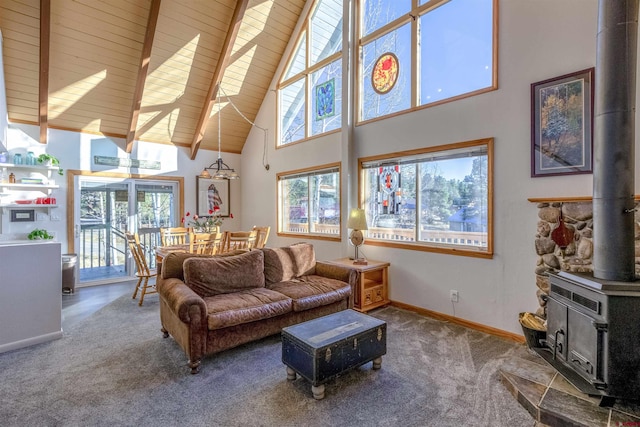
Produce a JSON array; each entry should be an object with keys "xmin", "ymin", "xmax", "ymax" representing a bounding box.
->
[
  {"xmin": 283, "ymin": 223, "xmax": 485, "ymax": 247},
  {"xmin": 79, "ymin": 225, "xmax": 162, "ymax": 273}
]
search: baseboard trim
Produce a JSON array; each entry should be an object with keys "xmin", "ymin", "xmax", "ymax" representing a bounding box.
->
[
  {"xmin": 0, "ymin": 330, "xmax": 63, "ymax": 354},
  {"xmin": 389, "ymin": 301, "xmax": 526, "ymax": 344}
]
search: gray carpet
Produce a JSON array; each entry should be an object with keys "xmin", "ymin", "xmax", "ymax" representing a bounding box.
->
[{"xmin": 0, "ymin": 296, "xmax": 535, "ymax": 427}]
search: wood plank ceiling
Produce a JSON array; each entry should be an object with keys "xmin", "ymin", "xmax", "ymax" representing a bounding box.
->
[{"xmin": 0, "ymin": 0, "xmax": 305, "ymax": 158}]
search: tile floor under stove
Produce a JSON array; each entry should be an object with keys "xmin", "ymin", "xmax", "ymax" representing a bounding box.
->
[{"xmin": 500, "ymin": 350, "xmax": 640, "ymax": 426}]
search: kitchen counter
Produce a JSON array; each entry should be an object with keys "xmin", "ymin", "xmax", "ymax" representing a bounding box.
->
[
  {"xmin": 0, "ymin": 239, "xmax": 57, "ymax": 245},
  {"xmin": 0, "ymin": 240, "xmax": 63, "ymax": 353}
]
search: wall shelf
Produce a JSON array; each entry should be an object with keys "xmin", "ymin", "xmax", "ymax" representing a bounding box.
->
[
  {"xmin": 1, "ymin": 203, "xmax": 58, "ymax": 211},
  {"xmin": 0, "ymin": 162, "xmax": 60, "ymax": 173},
  {"xmin": 1, "ymin": 183, "xmax": 59, "ymax": 192},
  {"xmin": 0, "ymin": 162, "xmax": 60, "ymax": 220}
]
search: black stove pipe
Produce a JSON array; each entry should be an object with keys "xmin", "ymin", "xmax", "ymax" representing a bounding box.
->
[{"xmin": 593, "ymin": 0, "xmax": 638, "ymax": 282}]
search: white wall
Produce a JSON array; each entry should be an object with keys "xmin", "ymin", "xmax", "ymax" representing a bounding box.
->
[
  {"xmin": 0, "ymin": 30, "xmax": 9, "ymax": 151},
  {"xmin": 2, "ymin": 124, "xmax": 241, "ymax": 251},
  {"xmin": 241, "ymin": 0, "xmax": 640, "ymax": 335}
]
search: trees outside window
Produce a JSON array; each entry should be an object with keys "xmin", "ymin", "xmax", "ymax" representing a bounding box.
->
[
  {"xmin": 360, "ymin": 138, "xmax": 493, "ymax": 258},
  {"xmin": 278, "ymin": 163, "xmax": 341, "ymax": 239}
]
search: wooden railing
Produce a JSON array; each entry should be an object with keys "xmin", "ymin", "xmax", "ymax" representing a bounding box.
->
[
  {"xmin": 284, "ymin": 223, "xmax": 339, "ymax": 235},
  {"xmin": 283, "ymin": 223, "xmax": 485, "ymax": 247},
  {"xmin": 368, "ymin": 227, "xmax": 415, "ymax": 241},
  {"xmin": 312, "ymin": 223, "xmax": 340, "ymax": 234},
  {"xmin": 420, "ymin": 230, "xmax": 486, "ymax": 247}
]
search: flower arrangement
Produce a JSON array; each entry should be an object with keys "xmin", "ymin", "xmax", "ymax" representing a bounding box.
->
[{"xmin": 182, "ymin": 206, "xmax": 233, "ymax": 232}]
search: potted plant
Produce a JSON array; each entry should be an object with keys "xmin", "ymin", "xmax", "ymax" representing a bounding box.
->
[
  {"xmin": 37, "ymin": 154, "xmax": 64, "ymax": 175},
  {"xmin": 27, "ymin": 228, "xmax": 55, "ymax": 240}
]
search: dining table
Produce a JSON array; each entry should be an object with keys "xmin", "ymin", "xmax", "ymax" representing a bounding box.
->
[
  {"xmin": 154, "ymin": 229, "xmax": 259, "ymax": 275},
  {"xmin": 155, "ymin": 243, "xmax": 191, "ymax": 259},
  {"xmin": 154, "ymin": 244, "xmax": 189, "ymax": 275}
]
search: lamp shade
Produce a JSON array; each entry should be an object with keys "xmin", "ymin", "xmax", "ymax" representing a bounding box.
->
[{"xmin": 347, "ymin": 208, "xmax": 368, "ymax": 231}]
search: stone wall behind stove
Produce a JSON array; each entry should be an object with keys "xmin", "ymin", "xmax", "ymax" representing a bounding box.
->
[{"xmin": 533, "ymin": 200, "xmax": 640, "ymax": 318}]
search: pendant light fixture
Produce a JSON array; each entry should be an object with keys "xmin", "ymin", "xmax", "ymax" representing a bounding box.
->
[{"xmin": 200, "ymin": 93, "xmax": 239, "ymax": 180}]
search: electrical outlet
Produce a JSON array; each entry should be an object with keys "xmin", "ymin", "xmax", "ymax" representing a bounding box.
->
[
  {"xmin": 450, "ymin": 290, "xmax": 459, "ymax": 303},
  {"xmin": 51, "ymin": 213, "xmax": 61, "ymax": 221}
]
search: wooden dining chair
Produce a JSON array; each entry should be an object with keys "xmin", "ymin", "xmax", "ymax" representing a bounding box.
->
[
  {"xmin": 125, "ymin": 232, "xmax": 157, "ymax": 306},
  {"xmin": 189, "ymin": 231, "xmax": 224, "ymax": 255},
  {"xmin": 160, "ymin": 227, "xmax": 190, "ymax": 246},
  {"xmin": 223, "ymin": 230, "xmax": 258, "ymax": 252},
  {"xmin": 251, "ymin": 226, "xmax": 271, "ymax": 248}
]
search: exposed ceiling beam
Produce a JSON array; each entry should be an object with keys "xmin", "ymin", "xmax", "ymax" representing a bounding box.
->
[
  {"xmin": 190, "ymin": 0, "xmax": 249, "ymax": 160},
  {"xmin": 39, "ymin": 0, "xmax": 50, "ymax": 144},
  {"xmin": 125, "ymin": 0, "xmax": 161, "ymax": 153}
]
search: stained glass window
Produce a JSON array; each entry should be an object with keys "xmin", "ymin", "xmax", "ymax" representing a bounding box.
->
[
  {"xmin": 360, "ymin": 139, "xmax": 493, "ymax": 257},
  {"xmin": 371, "ymin": 53, "xmax": 399, "ymax": 94},
  {"xmin": 312, "ymin": 59, "xmax": 342, "ymax": 135},
  {"xmin": 358, "ymin": 0, "xmax": 496, "ymax": 123},
  {"xmin": 315, "ymin": 79, "xmax": 335, "ymax": 120},
  {"xmin": 361, "ymin": 24, "xmax": 411, "ymax": 121}
]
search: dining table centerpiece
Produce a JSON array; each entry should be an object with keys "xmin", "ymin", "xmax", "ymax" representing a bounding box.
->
[{"xmin": 182, "ymin": 206, "xmax": 232, "ymax": 233}]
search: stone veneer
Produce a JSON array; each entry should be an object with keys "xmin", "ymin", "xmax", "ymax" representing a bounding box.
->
[{"xmin": 534, "ymin": 200, "xmax": 640, "ymax": 318}]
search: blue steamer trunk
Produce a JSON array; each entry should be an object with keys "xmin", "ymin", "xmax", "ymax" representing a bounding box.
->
[{"xmin": 282, "ymin": 309, "xmax": 387, "ymax": 399}]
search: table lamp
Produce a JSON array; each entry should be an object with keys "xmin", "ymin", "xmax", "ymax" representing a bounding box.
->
[{"xmin": 347, "ymin": 208, "xmax": 368, "ymax": 265}]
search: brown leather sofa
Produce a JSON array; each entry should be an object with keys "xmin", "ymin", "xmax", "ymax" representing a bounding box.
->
[{"xmin": 156, "ymin": 243, "xmax": 356, "ymax": 373}]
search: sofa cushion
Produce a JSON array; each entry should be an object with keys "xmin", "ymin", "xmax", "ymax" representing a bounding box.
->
[
  {"xmin": 204, "ymin": 288, "xmax": 292, "ymax": 329},
  {"xmin": 160, "ymin": 250, "xmax": 247, "ymax": 281},
  {"xmin": 183, "ymin": 250, "xmax": 265, "ymax": 297},
  {"xmin": 267, "ymin": 275, "xmax": 351, "ymax": 311},
  {"xmin": 261, "ymin": 243, "xmax": 316, "ymax": 285}
]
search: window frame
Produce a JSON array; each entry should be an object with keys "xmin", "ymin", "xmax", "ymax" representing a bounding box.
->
[
  {"xmin": 277, "ymin": 162, "xmax": 342, "ymax": 241},
  {"xmin": 358, "ymin": 138, "xmax": 494, "ymax": 259},
  {"xmin": 277, "ymin": 0, "xmax": 344, "ymax": 148},
  {"xmin": 356, "ymin": 0, "xmax": 498, "ymax": 125}
]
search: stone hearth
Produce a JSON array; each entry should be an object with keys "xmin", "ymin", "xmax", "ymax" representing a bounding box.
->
[
  {"xmin": 500, "ymin": 351, "xmax": 640, "ymax": 426},
  {"xmin": 532, "ymin": 200, "xmax": 640, "ymax": 317}
]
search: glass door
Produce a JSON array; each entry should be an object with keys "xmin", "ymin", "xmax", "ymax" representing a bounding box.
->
[
  {"xmin": 75, "ymin": 176, "xmax": 179, "ymax": 285},
  {"xmin": 134, "ymin": 181, "xmax": 179, "ymax": 270}
]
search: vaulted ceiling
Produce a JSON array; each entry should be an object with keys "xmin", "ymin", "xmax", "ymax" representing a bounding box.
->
[{"xmin": 0, "ymin": 0, "xmax": 306, "ymax": 159}]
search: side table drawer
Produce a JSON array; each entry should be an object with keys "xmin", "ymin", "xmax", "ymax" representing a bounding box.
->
[
  {"xmin": 363, "ymin": 285, "xmax": 385, "ymax": 307},
  {"xmin": 326, "ymin": 258, "xmax": 389, "ymax": 313}
]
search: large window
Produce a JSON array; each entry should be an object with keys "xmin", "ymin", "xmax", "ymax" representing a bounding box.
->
[
  {"xmin": 359, "ymin": 0, "xmax": 496, "ymax": 123},
  {"xmin": 278, "ymin": 0, "xmax": 343, "ymax": 146},
  {"xmin": 359, "ymin": 138, "xmax": 493, "ymax": 258},
  {"xmin": 278, "ymin": 163, "xmax": 341, "ymax": 240}
]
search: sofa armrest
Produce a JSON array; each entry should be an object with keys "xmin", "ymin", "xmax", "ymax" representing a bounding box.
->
[
  {"xmin": 315, "ymin": 261, "xmax": 358, "ymax": 308},
  {"xmin": 157, "ymin": 278, "xmax": 207, "ymax": 324}
]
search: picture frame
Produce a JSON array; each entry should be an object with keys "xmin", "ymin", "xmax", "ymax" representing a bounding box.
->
[
  {"xmin": 10, "ymin": 209, "xmax": 35, "ymax": 222},
  {"xmin": 531, "ymin": 67, "xmax": 594, "ymax": 177},
  {"xmin": 196, "ymin": 177, "xmax": 230, "ymax": 217}
]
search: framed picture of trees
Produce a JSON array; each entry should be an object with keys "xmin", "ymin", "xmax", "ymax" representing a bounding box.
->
[{"xmin": 531, "ymin": 68, "xmax": 594, "ymax": 177}]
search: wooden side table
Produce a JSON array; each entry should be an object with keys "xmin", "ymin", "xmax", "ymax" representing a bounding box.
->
[{"xmin": 328, "ymin": 258, "xmax": 390, "ymax": 312}]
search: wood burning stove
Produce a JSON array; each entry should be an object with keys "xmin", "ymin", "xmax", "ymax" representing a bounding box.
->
[
  {"xmin": 534, "ymin": 0, "xmax": 640, "ymax": 406},
  {"xmin": 535, "ymin": 272, "xmax": 640, "ymax": 403}
]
